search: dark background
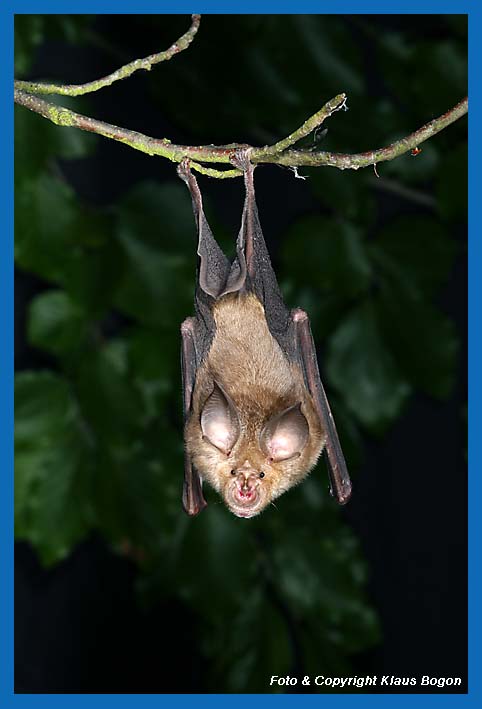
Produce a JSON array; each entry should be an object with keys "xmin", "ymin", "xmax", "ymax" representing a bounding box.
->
[{"xmin": 14, "ymin": 14, "xmax": 467, "ymax": 693}]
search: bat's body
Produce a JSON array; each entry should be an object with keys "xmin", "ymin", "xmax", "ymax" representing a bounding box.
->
[
  {"xmin": 178, "ymin": 152, "xmax": 351, "ymax": 517},
  {"xmin": 184, "ymin": 292, "xmax": 325, "ymax": 517}
]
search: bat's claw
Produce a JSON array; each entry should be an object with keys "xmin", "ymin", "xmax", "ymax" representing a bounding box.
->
[
  {"xmin": 177, "ymin": 158, "xmax": 192, "ymax": 181},
  {"xmin": 230, "ymin": 147, "xmax": 254, "ymax": 172}
]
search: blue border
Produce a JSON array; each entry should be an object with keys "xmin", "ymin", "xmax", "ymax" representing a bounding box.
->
[
  {"xmin": 3, "ymin": 0, "xmax": 479, "ymax": 706},
  {"xmin": 4, "ymin": 0, "xmax": 481, "ymax": 13},
  {"xmin": 2, "ymin": 0, "xmax": 14, "ymax": 704}
]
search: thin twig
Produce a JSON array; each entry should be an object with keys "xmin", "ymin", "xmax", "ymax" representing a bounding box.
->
[
  {"xmin": 14, "ymin": 87, "xmax": 467, "ymax": 178},
  {"xmin": 255, "ymin": 93, "xmax": 347, "ymax": 157},
  {"xmin": 190, "ymin": 162, "xmax": 243, "ymax": 179},
  {"xmin": 268, "ymin": 96, "xmax": 468, "ymax": 171},
  {"xmin": 15, "ymin": 14, "xmax": 201, "ymax": 96}
]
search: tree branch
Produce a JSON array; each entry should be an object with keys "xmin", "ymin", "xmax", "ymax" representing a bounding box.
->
[
  {"xmin": 255, "ymin": 93, "xmax": 347, "ymax": 158},
  {"xmin": 15, "ymin": 14, "xmax": 201, "ymax": 96},
  {"xmin": 272, "ymin": 97, "xmax": 468, "ymax": 171},
  {"xmin": 14, "ymin": 86, "xmax": 468, "ymax": 178}
]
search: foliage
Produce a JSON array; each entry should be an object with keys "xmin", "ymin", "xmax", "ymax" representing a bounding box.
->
[{"xmin": 14, "ymin": 15, "xmax": 466, "ymax": 692}]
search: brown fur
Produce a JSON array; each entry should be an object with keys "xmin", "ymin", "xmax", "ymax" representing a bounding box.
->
[{"xmin": 185, "ymin": 292, "xmax": 326, "ymax": 515}]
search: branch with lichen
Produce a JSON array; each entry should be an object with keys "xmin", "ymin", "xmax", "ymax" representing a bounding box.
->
[
  {"xmin": 15, "ymin": 14, "xmax": 201, "ymax": 96},
  {"xmin": 14, "ymin": 13, "xmax": 468, "ymax": 179},
  {"xmin": 254, "ymin": 93, "xmax": 348, "ymax": 158},
  {"xmin": 14, "ymin": 87, "xmax": 468, "ymax": 179}
]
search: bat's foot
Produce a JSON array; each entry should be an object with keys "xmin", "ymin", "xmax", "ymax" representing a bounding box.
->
[
  {"xmin": 230, "ymin": 147, "xmax": 254, "ymax": 172},
  {"xmin": 230, "ymin": 149, "xmax": 256, "ymax": 196},
  {"xmin": 177, "ymin": 158, "xmax": 193, "ymax": 182}
]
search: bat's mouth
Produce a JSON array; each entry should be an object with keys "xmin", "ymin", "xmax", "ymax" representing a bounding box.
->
[{"xmin": 226, "ymin": 480, "xmax": 264, "ymax": 518}]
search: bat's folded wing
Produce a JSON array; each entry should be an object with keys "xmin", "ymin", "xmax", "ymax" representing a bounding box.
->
[
  {"xmin": 292, "ymin": 308, "xmax": 352, "ymax": 505},
  {"xmin": 180, "ymin": 317, "xmax": 208, "ymax": 515}
]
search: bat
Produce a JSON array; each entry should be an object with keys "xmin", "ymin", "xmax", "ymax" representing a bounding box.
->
[{"xmin": 178, "ymin": 150, "xmax": 351, "ymax": 518}]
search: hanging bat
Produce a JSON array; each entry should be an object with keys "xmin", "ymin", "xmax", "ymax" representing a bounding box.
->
[{"xmin": 178, "ymin": 150, "xmax": 351, "ymax": 518}]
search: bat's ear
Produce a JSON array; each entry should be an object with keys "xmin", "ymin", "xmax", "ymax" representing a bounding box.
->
[
  {"xmin": 260, "ymin": 403, "xmax": 309, "ymax": 462},
  {"xmin": 201, "ymin": 382, "xmax": 240, "ymax": 454}
]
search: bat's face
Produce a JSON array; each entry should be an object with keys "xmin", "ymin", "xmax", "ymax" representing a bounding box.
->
[
  {"xmin": 222, "ymin": 462, "xmax": 272, "ymax": 519},
  {"xmin": 185, "ymin": 382, "xmax": 325, "ymax": 518}
]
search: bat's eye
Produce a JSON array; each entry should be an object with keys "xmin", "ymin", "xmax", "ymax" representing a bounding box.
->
[
  {"xmin": 259, "ymin": 472, "xmax": 265, "ymax": 479},
  {"xmin": 230, "ymin": 469, "xmax": 236, "ymax": 475}
]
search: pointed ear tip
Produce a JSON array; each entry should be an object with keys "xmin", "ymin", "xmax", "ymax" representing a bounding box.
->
[
  {"xmin": 209, "ymin": 381, "xmax": 230, "ymax": 405},
  {"xmin": 210, "ymin": 381, "xmax": 238, "ymax": 410},
  {"xmin": 287, "ymin": 402, "xmax": 308, "ymax": 423}
]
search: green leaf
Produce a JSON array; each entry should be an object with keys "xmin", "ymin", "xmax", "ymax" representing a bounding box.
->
[
  {"xmin": 64, "ymin": 240, "xmax": 125, "ymax": 316},
  {"xmin": 74, "ymin": 339, "xmax": 145, "ymax": 444},
  {"xmin": 15, "ymin": 15, "xmax": 93, "ymax": 76},
  {"xmin": 292, "ymin": 15, "xmax": 364, "ymax": 95},
  {"xmin": 166, "ymin": 505, "xmax": 255, "ymax": 607},
  {"xmin": 280, "ymin": 281, "xmax": 347, "ymax": 341},
  {"xmin": 92, "ymin": 442, "xmax": 179, "ymax": 552},
  {"xmin": 15, "ymin": 103, "xmax": 97, "ymax": 183},
  {"xmin": 246, "ymin": 47, "xmax": 301, "ymax": 107},
  {"xmin": 117, "ymin": 180, "xmax": 195, "ymax": 255},
  {"xmin": 114, "ymin": 181, "xmax": 195, "ymax": 327},
  {"xmin": 15, "ymin": 174, "xmax": 79, "ymax": 281},
  {"xmin": 15, "ymin": 371, "xmax": 93, "ymax": 565},
  {"xmin": 370, "ymin": 218, "xmax": 459, "ymax": 398},
  {"xmin": 138, "ymin": 453, "xmax": 381, "ymax": 690},
  {"xmin": 370, "ymin": 216, "xmax": 457, "ymax": 298},
  {"xmin": 14, "ymin": 16, "xmax": 48, "ymax": 76},
  {"xmin": 15, "ymin": 173, "xmax": 121, "ymax": 314},
  {"xmin": 326, "ymin": 302, "xmax": 411, "ymax": 432},
  {"xmin": 381, "ymin": 142, "xmax": 440, "ymax": 184},
  {"xmin": 412, "ymin": 41, "xmax": 467, "ymax": 117},
  {"xmin": 220, "ymin": 591, "xmax": 292, "ymax": 692},
  {"xmin": 378, "ymin": 33, "xmax": 466, "ymax": 125},
  {"xmin": 128, "ymin": 327, "xmax": 177, "ymax": 382},
  {"xmin": 376, "ymin": 284, "xmax": 459, "ymax": 399},
  {"xmin": 307, "ymin": 169, "xmax": 377, "ymax": 224},
  {"xmin": 272, "ymin": 529, "xmax": 379, "ymax": 657},
  {"xmin": 127, "ymin": 327, "xmax": 179, "ymax": 419},
  {"xmin": 281, "ymin": 216, "xmax": 372, "ymax": 300},
  {"xmin": 27, "ymin": 290, "xmax": 88, "ymax": 355}
]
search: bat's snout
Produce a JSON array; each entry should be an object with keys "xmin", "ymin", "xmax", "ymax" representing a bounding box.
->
[
  {"xmin": 227, "ymin": 467, "xmax": 264, "ymax": 515},
  {"xmin": 234, "ymin": 470, "xmax": 258, "ymax": 499}
]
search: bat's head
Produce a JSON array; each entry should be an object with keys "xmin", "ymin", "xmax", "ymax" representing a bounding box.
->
[{"xmin": 186, "ymin": 382, "xmax": 323, "ymax": 518}]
